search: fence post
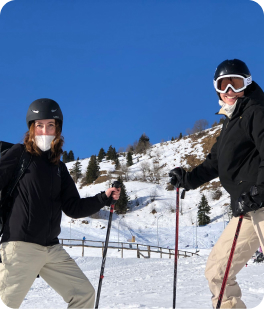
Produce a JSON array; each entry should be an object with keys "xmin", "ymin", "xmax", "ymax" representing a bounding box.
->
[
  {"xmin": 148, "ymin": 246, "xmax": 150, "ymax": 258},
  {"xmin": 160, "ymin": 247, "xmax": 162, "ymax": 258},
  {"xmin": 61, "ymin": 239, "xmax": 63, "ymax": 247},
  {"xmin": 169, "ymin": 249, "xmax": 171, "ymax": 259},
  {"xmin": 82, "ymin": 240, "xmax": 84, "ymax": 257},
  {"xmin": 137, "ymin": 244, "xmax": 140, "ymax": 258},
  {"xmin": 121, "ymin": 243, "xmax": 123, "ymax": 258}
]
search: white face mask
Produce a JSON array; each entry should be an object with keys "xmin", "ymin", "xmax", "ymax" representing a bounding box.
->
[{"xmin": 35, "ymin": 135, "xmax": 55, "ymax": 152}]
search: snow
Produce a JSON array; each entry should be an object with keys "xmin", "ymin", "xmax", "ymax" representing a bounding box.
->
[
  {"xmin": 20, "ymin": 253, "xmax": 264, "ymax": 309},
  {"xmin": 13, "ymin": 126, "xmax": 264, "ymax": 308}
]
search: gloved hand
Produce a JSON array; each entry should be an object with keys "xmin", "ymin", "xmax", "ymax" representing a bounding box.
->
[
  {"xmin": 233, "ymin": 186, "xmax": 263, "ymax": 217},
  {"xmin": 169, "ymin": 167, "xmax": 187, "ymax": 188}
]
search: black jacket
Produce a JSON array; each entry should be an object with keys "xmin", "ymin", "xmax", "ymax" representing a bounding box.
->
[
  {"xmin": 185, "ymin": 82, "xmax": 264, "ymax": 213},
  {"xmin": 0, "ymin": 144, "xmax": 107, "ymax": 246}
]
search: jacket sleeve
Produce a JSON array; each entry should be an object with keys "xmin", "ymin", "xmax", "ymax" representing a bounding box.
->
[
  {"xmin": 0, "ymin": 144, "xmax": 23, "ymax": 191},
  {"xmin": 60, "ymin": 162, "xmax": 107, "ymax": 218},
  {"xmin": 246, "ymin": 107, "xmax": 264, "ymax": 189},
  {"xmin": 184, "ymin": 138, "xmax": 219, "ymax": 189}
]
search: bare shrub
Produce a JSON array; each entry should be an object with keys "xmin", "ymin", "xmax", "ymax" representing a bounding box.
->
[
  {"xmin": 120, "ymin": 164, "xmax": 129, "ymax": 181},
  {"xmin": 151, "ymin": 206, "xmax": 157, "ymax": 214},
  {"xmin": 150, "ymin": 188, "xmax": 157, "ymax": 202},
  {"xmin": 139, "ymin": 161, "xmax": 150, "ymax": 181},
  {"xmin": 126, "ymin": 144, "xmax": 134, "ymax": 152},
  {"xmin": 166, "ymin": 183, "xmax": 174, "ymax": 191},
  {"xmin": 212, "ymin": 188, "xmax": 222, "ymax": 200}
]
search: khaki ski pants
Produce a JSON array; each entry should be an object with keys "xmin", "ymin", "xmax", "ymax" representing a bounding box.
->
[
  {"xmin": 205, "ymin": 208, "xmax": 264, "ymax": 309},
  {"xmin": 0, "ymin": 242, "xmax": 95, "ymax": 308}
]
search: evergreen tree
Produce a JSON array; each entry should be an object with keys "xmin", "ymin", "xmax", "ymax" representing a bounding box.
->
[
  {"xmin": 115, "ymin": 176, "xmax": 129, "ymax": 214},
  {"xmin": 68, "ymin": 150, "xmax": 75, "ymax": 162},
  {"xmin": 106, "ymin": 145, "xmax": 114, "ymax": 160},
  {"xmin": 62, "ymin": 151, "xmax": 68, "ymax": 163},
  {"xmin": 115, "ymin": 157, "xmax": 120, "ymax": 170},
  {"xmin": 69, "ymin": 157, "xmax": 82, "ymax": 183},
  {"xmin": 135, "ymin": 133, "xmax": 151, "ymax": 154},
  {"xmin": 82, "ymin": 155, "xmax": 99, "ymax": 185},
  {"xmin": 171, "ymin": 137, "xmax": 175, "ymax": 141},
  {"xmin": 179, "ymin": 132, "xmax": 182, "ymax": 139},
  {"xmin": 197, "ymin": 194, "xmax": 211, "ymax": 226},
  {"xmin": 98, "ymin": 148, "xmax": 106, "ymax": 162},
  {"xmin": 126, "ymin": 151, "xmax": 133, "ymax": 166},
  {"xmin": 106, "ymin": 145, "xmax": 118, "ymax": 161}
]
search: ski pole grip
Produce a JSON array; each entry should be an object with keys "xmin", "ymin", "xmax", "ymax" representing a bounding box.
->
[
  {"xmin": 112, "ymin": 181, "xmax": 121, "ymax": 189},
  {"xmin": 111, "ymin": 181, "xmax": 121, "ymax": 205}
]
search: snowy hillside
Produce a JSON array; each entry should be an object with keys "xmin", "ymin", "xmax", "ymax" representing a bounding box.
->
[{"xmin": 61, "ymin": 125, "xmax": 229, "ymax": 250}]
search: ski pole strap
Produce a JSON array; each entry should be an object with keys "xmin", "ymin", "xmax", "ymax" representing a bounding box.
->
[{"xmin": 181, "ymin": 189, "xmax": 186, "ymax": 199}]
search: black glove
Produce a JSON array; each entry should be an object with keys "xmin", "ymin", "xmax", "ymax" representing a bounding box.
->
[
  {"xmin": 233, "ymin": 186, "xmax": 263, "ymax": 217},
  {"xmin": 169, "ymin": 167, "xmax": 186, "ymax": 188}
]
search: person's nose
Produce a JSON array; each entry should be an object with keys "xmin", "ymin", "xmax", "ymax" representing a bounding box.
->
[{"xmin": 42, "ymin": 125, "xmax": 48, "ymax": 135}]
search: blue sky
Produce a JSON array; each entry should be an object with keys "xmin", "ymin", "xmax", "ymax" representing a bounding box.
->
[{"xmin": 0, "ymin": 0, "xmax": 264, "ymax": 159}]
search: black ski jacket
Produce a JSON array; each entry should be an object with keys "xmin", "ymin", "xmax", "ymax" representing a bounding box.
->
[
  {"xmin": 0, "ymin": 144, "xmax": 107, "ymax": 246},
  {"xmin": 184, "ymin": 82, "xmax": 264, "ymax": 214}
]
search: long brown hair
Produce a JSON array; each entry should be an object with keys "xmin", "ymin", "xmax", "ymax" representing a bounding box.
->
[{"xmin": 24, "ymin": 120, "xmax": 64, "ymax": 165}]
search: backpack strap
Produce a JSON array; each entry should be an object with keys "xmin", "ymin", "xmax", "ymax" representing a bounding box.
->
[
  {"xmin": 0, "ymin": 147, "xmax": 32, "ymax": 236},
  {"xmin": 5, "ymin": 148, "xmax": 32, "ymax": 198}
]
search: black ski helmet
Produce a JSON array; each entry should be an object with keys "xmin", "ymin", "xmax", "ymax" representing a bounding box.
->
[
  {"xmin": 26, "ymin": 98, "xmax": 63, "ymax": 129},
  {"xmin": 214, "ymin": 59, "xmax": 251, "ymax": 81}
]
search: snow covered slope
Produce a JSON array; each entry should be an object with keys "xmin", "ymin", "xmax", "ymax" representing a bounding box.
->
[{"xmin": 62, "ymin": 125, "xmax": 228, "ymax": 251}]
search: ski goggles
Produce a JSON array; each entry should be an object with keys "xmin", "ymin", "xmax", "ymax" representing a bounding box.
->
[{"xmin": 214, "ymin": 74, "xmax": 252, "ymax": 93}]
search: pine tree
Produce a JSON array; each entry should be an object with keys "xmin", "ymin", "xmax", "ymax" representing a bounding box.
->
[
  {"xmin": 197, "ymin": 194, "xmax": 211, "ymax": 226},
  {"xmin": 126, "ymin": 151, "xmax": 133, "ymax": 166},
  {"xmin": 82, "ymin": 155, "xmax": 99, "ymax": 185},
  {"xmin": 69, "ymin": 157, "xmax": 82, "ymax": 183},
  {"xmin": 179, "ymin": 132, "xmax": 182, "ymax": 139},
  {"xmin": 106, "ymin": 145, "xmax": 114, "ymax": 160},
  {"xmin": 135, "ymin": 133, "xmax": 151, "ymax": 154},
  {"xmin": 106, "ymin": 145, "xmax": 118, "ymax": 161},
  {"xmin": 115, "ymin": 176, "xmax": 129, "ymax": 214},
  {"xmin": 68, "ymin": 150, "xmax": 75, "ymax": 162},
  {"xmin": 115, "ymin": 157, "xmax": 120, "ymax": 170},
  {"xmin": 62, "ymin": 151, "xmax": 68, "ymax": 163},
  {"xmin": 171, "ymin": 137, "xmax": 175, "ymax": 141},
  {"xmin": 112, "ymin": 147, "xmax": 118, "ymax": 160},
  {"xmin": 98, "ymin": 148, "xmax": 106, "ymax": 162}
]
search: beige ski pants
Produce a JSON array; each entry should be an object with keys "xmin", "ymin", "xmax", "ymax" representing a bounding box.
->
[
  {"xmin": 205, "ymin": 208, "xmax": 264, "ymax": 309},
  {"xmin": 0, "ymin": 242, "xmax": 95, "ymax": 308}
]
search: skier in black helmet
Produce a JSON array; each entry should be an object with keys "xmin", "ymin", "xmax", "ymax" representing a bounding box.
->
[
  {"xmin": 0, "ymin": 98, "xmax": 121, "ymax": 308},
  {"xmin": 169, "ymin": 59, "xmax": 264, "ymax": 308}
]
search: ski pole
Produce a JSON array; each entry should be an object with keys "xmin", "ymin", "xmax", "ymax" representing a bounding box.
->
[
  {"xmin": 173, "ymin": 188, "xmax": 185, "ymax": 308},
  {"xmin": 216, "ymin": 215, "xmax": 244, "ymax": 309},
  {"xmin": 95, "ymin": 181, "xmax": 121, "ymax": 309}
]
